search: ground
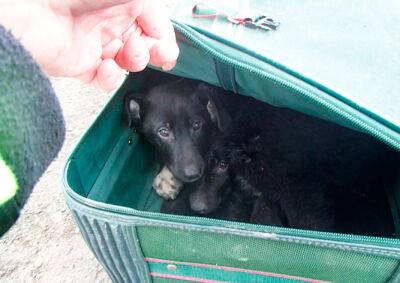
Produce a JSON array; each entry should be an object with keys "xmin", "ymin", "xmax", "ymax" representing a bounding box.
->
[{"xmin": 0, "ymin": 78, "xmax": 111, "ymax": 282}]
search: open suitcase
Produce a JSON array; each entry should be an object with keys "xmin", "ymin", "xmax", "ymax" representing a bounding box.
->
[{"xmin": 62, "ymin": 1, "xmax": 400, "ymax": 282}]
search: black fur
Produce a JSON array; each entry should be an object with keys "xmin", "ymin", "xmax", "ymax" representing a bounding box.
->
[
  {"xmin": 188, "ymin": 89, "xmax": 397, "ymax": 236},
  {"xmin": 160, "ymin": 185, "xmax": 253, "ymax": 223},
  {"xmin": 124, "ymin": 79, "xmax": 234, "ymax": 182},
  {"xmin": 129, "ymin": 78, "xmax": 397, "ymax": 236}
]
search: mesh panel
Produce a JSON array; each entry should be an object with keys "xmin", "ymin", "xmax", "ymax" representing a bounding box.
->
[
  {"xmin": 137, "ymin": 226, "xmax": 398, "ymax": 283},
  {"xmin": 147, "ymin": 260, "xmax": 315, "ymax": 282}
]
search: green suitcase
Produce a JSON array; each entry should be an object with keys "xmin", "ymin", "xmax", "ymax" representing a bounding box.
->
[{"xmin": 62, "ymin": 1, "xmax": 400, "ymax": 282}]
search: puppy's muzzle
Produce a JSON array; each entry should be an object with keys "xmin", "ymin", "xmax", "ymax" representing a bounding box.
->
[{"xmin": 182, "ymin": 164, "xmax": 202, "ymax": 182}]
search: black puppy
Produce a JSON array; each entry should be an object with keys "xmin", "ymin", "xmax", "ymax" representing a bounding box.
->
[
  {"xmin": 124, "ymin": 79, "xmax": 233, "ymax": 199},
  {"xmin": 187, "ymin": 144, "xmax": 285, "ymax": 226},
  {"xmin": 187, "ymin": 133, "xmax": 296, "ymax": 228},
  {"xmin": 125, "ymin": 79, "xmax": 260, "ymax": 200}
]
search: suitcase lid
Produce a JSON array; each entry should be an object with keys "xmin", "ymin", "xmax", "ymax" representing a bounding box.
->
[{"xmin": 170, "ymin": 0, "xmax": 400, "ymax": 142}]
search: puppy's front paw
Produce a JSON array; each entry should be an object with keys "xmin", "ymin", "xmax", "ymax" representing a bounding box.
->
[{"xmin": 153, "ymin": 167, "xmax": 183, "ymax": 200}]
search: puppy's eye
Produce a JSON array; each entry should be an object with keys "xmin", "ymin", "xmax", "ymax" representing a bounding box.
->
[
  {"xmin": 192, "ymin": 121, "xmax": 202, "ymax": 131},
  {"xmin": 158, "ymin": 127, "xmax": 170, "ymax": 138},
  {"xmin": 218, "ymin": 160, "xmax": 228, "ymax": 171}
]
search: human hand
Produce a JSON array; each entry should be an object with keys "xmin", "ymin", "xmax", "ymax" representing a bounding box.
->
[{"xmin": 0, "ymin": 0, "xmax": 179, "ymax": 90}]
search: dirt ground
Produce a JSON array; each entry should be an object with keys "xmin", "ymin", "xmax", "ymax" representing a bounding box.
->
[{"xmin": 0, "ymin": 78, "xmax": 112, "ymax": 282}]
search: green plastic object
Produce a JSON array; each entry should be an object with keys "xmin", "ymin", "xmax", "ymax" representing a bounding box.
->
[{"xmin": 62, "ymin": 1, "xmax": 400, "ymax": 282}]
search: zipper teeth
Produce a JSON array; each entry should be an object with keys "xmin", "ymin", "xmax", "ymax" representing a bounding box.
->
[
  {"xmin": 174, "ymin": 23, "xmax": 400, "ymax": 151},
  {"xmin": 64, "ymin": 24, "xmax": 400, "ymax": 247}
]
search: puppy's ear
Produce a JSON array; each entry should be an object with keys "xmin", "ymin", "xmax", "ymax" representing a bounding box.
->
[
  {"xmin": 124, "ymin": 94, "xmax": 144, "ymax": 129},
  {"xmin": 196, "ymin": 82, "xmax": 231, "ymax": 131},
  {"xmin": 207, "ymin": 95, "xmax": 231, "ymax": 132},
  {"xmin": 206, "ymin": 96, "xmax": 231, "ymax": 132}
]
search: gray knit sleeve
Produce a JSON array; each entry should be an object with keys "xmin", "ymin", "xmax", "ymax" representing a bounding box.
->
[{"xmin": 0, "ymin": 25, "xmax": 65, "ymax": 236}]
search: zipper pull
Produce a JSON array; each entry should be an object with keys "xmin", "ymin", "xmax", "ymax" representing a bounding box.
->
[
  {"xmin": 192, "ymin": 3, "xmax": 280, "ymax": 32},
  {"xmin": 233, "ymin": 15, "xmax": 280, "ymax": 31},
  {"xmin": 250, "ymin": 16, "xmax": 280, "ymax": 30}
]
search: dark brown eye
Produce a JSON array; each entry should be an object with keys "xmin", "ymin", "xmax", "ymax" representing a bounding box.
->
[
  {"xmin": 218, "ymin": 160, "xmax": 228, "ymax": 170},
  {"xmin": 192, "ymin": 121, "xmax": 202, "ymax": 131},
  {"xmin": 158, "ymin": 127, "xmax": 169, "ymax": 138}
]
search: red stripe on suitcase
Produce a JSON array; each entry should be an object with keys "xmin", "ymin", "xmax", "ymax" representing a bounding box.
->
[
  {"xmin": 150, "ymin": 272, "xmax": 226, "ymax": 283},
  {"xmin": 145, "ymin": 258, "xmax": 329, "ymax": 283}
]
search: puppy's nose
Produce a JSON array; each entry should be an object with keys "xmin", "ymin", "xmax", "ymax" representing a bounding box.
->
[{"xmin": 183, "ymin": 165, "xmax": 201, "ymax": 181}]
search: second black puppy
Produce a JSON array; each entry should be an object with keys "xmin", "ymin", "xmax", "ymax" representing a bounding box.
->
[
  {"xmin": 187, "ymin": 133, "xmax": 312, "ymax": 229},
  {"xmin": 187, "ymin": 145, "xmax": 285, "ymax": 226}
]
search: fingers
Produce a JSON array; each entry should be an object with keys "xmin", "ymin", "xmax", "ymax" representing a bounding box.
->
[
  {"xmin": 102, "ymin": 38, "xmax": 123, "ymax": 59},
  {"xmin": 73, "ymin": 0, "xmax": 179, "ymax": 92},
  {"xmin": 95, "ymin": 59, "xmax": 126, "ymax": 91},
  {"xmin": 146, "ymin": 37, "xmax": 179, "ymax": 71},
  {"xmin": 99, "ymin": 0, "xmax": 179, "ymax": 73},
  {"xmin": 137, "ymin": 0, "xmax": 174, "ymax": 41},
  {"xmin": 137, "ymin": 0, "xmax": 179, "ymax": 69},
  {"xmin": 115, "ymin": 30, "xmax": 150, "ymax": 72},
  {"xmin": 75, "ymin": 58, "xmax": 126, "ymax": 91},
  {"xmin": 116, "ymin": 31, "xmax": 179, "ymax": 72}
]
